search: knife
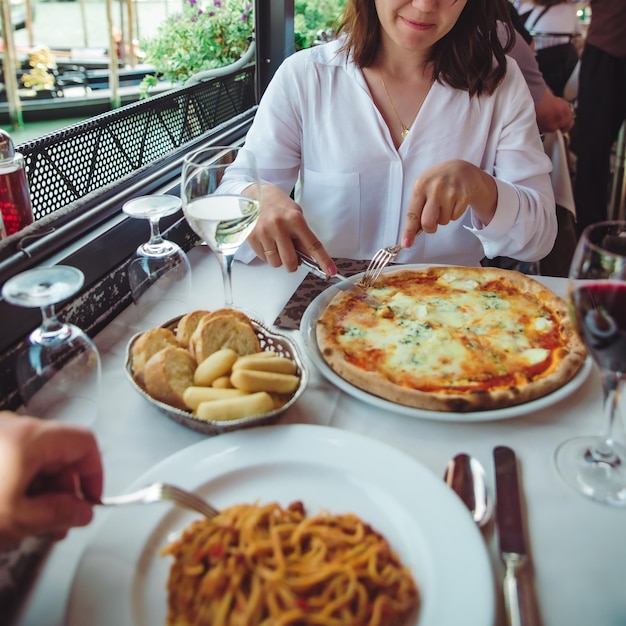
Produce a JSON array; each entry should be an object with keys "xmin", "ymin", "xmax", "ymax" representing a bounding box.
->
[
  {"xmin": 296, "ymin": 251, "xmax": 383, "ymax": 309},
  {"xmin": 493, "ymin": 445, "xmax": 541, "ymax": 626}
]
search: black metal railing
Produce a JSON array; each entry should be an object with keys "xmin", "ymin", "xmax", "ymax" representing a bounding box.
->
[
  {"xmin": 23, "ymin": 65, "xmax": 255, "ymax": 221},
  {"xmin": 0, "ymin": 65, "xmax": 257, "ymax": 410}
]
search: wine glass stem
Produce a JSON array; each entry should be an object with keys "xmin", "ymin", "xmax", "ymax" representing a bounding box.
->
[
  {"xmin": 143, "ymin": 218, "xmax": 165, "ymax": 255},
  {"xmin": 591, "ymin": 373, "xmax": 624, "ymax": 465},
  {"xmin": 219, "ymin": 252, "xmax": 236, "ymax": 308},
  {"xmin": 33, "ymin": 304, "xmax": 71, "ymax": 343}
]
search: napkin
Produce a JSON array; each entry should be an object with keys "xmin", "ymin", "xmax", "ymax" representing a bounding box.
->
[
  {"xmin": 274, "ymin": 258, "xmax": 372, "ymax": 330},
  {"xmin": 543, "ymin": 130, "xmax": 576, "ymax": 216}
]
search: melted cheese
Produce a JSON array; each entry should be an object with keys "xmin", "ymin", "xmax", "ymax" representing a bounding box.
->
[{"xmin": 328, "ymin": 267, "xmax": 564, "ymax": 391}]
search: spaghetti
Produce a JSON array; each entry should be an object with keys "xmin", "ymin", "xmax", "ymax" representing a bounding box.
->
[{"xmin": 161, "ymin": 501, "xmax": 420, "ymax": 626}]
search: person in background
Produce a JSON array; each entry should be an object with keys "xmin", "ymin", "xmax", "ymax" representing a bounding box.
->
[
  {"xmin": 506, "ymin": 2, "xmax": 575, "ymax": 133},
  {"xmin": 0, "ymin": 411, "xmax": 102, "ymax": 550},
  {"xmin": 508, "ymin": 0, "xmax": 535, "ymax": 47},
  {"xmin": 517, "ymin": 0, "xmax": 581, "ymax": 97},
  {"xmin": 489, "ymin": 10, "xmax": 577, "ymax": 276},
  {"xmin": 229, "ymin": 0, "xmax": 556, "ymax": 276},
  {"xmin": 573, "ymin": 0, "xmax": 626, "ymax": 233}
]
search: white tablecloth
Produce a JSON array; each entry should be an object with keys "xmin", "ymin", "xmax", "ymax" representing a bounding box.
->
[{"xmin": 11, "ymin": 246, "xmax": 626, "ymax": 626}]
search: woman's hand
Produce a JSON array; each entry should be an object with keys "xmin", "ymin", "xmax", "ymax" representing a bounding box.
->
[
  {"xmin": 401, "ymin": 159, "xmax": 498, "ymax": 247},
  {"xmin": 249, "ymin": 184, "xmax": 336, "ymax": 275},
  {"xmin": 0, "ymin": 412, "xmax": 103, "ymax": 549}
]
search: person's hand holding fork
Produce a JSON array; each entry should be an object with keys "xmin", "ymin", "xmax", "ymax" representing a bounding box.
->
[{"xmin": 0, "ymin": 412, "xmax": 103, "ymax": 549}]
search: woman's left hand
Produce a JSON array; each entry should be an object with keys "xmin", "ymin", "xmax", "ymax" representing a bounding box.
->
[{"xmin": 401, "ymin": 159, "xmax": 497, "ymax": 247}]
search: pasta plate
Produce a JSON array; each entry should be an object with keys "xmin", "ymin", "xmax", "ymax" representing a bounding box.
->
[{"xmin": 67, "ymin": 424, "xmax": 494, "ymax": 626}]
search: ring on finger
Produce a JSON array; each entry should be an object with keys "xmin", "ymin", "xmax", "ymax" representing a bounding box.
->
[{"xmin": 264, "ymin": 248, "xmax": 278, "ymax": 256}]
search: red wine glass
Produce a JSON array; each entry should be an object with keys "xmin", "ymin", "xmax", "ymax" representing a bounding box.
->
[{"xmin": 555, "ymin": 220, "xmax": 626, "ymax": 505}]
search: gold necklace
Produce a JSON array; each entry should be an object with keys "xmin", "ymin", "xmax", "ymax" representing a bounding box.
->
[{"xmin": 377, "ymin": 69, "xmax": 428, "ymax": 141}]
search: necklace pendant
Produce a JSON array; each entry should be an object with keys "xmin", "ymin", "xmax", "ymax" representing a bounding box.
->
[{"xmin": 401, "ymin": 127, "xmax": 409, "ymax": 140}]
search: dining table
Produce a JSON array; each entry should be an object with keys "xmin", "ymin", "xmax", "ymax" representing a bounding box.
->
[{"xmin": 9, "ymin": 243, "xmax": 626, "ymax": 626}]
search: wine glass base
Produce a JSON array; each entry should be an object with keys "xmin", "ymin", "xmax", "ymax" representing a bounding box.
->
[
  {"xmin": 20, "ymin": 396, "xmax": 100, "ymax": 427},
  {"xmin": 555, "ymin": 436, "xmax": 626, "ymax": 506},
  {"xmin": 127, "ymin": 249, "xmax": 192, "ymax": 330},
  {"xmin": 224, "ymin": 303, "xmax": 264, "ymax": 323}
]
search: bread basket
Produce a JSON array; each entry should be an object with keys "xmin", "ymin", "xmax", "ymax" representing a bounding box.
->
[{"xmin": 124, "ymin": 316, "xmax": 308, "ymax": 435}]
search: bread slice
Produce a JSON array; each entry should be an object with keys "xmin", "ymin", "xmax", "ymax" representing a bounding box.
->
[
  {"xmin": 190, "ymin": 313, "xmax": 260, "ymax": 363},
  {"xmin": 131, "ymin": 327, "xmax": 179, "ymax": 385},
  {"xmin": 143, "ymin": 346, "xmax": 197, "ymax": 410},
  {"xmin": 176, "ymin": 310, "xmax": 211, "ymax": 348}
]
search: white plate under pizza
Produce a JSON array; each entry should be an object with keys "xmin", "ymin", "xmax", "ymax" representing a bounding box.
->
[{"xmin": 301, "ymin": 264, "xmax": 591, "ymax": 422}]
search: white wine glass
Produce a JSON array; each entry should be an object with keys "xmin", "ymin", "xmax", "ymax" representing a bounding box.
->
[
  {"xmin": 555, "ymin": 220, "xmax": 626, "ymax": 505},
  {"xmin": 123, "ymin": 194, "xmax": 192, "ymax": 328},
  {"xmin": 2, "ymin": 265, "xmax": 102, "ymax": 425},
  {"xmin": 180, "ymin": 146, "xmax": 261, "ymax": 309}
]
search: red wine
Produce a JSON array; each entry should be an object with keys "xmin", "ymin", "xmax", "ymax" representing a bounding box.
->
[
  {"xmin": 0, "ymin": 165, "xmax": 33, "ymax": 236},
  {"xmin": 571, "ymin": 282, "xmax": 626, "ymax": 373}
]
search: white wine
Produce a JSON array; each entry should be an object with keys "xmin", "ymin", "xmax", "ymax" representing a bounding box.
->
[{"xmin": 185, "ymin": 195, "xmax": 260, "ymax": 254}]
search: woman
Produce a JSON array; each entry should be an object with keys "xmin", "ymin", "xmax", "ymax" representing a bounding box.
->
[{"xmin": 235, "ymin": 0, "xmax": 556, "ymax": 276}]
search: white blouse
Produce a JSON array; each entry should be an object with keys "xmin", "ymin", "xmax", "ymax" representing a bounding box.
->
[{"xmin": 238, "ymin": 39, "xmax": 556, "ymax": 267}]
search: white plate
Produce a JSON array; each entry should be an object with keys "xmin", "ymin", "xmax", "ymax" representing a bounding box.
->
[
  {"xmin": 67, "ymin": 424, "xmax": 494, "ymax": 626},
  {"xmin": 301, "ymin": 270, "xmax": 592, "ymax": 422}
]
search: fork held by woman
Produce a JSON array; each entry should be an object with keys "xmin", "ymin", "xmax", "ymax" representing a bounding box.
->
[{"xmin": 359, "ymin": 244, "xmax": 402, "ymax": 288}]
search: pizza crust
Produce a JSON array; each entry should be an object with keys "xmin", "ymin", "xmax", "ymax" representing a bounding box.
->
[{"xmin": 315, "ymin": 266, "xmax": 587, "ymax": 412}]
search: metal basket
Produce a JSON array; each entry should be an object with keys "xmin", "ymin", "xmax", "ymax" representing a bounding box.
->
[{"xmin": 125, "ymin": 315, "xmax": 308, "ymax": 436}]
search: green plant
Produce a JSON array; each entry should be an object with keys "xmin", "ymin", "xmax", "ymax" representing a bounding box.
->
[
  {"xmin": 139, "ymin": 0, "xmax": 346, "ymax": 96},
  {"xmin": 294, "ymin": 0, "xmax": 346, "ymax": 50},
  {"xmin": 140, "ymin": 0, "xmax": 254, "ymax": 95}
]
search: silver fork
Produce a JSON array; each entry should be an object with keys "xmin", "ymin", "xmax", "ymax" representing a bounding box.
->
[
  {"xmin": 96, "ymin": 482, "xmax": 219, "ymax": 518},
  {"xmin": 358, "ymin": 244, "xmax": 402, "ymax": 288}
]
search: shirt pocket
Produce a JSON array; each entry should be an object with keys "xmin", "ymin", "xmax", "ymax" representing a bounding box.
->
[{"xmin": 298, "ymin": 168, "xmax": 361, "ymax": 256}]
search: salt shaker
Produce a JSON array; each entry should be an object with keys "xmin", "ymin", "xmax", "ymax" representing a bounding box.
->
[{"xmin": 0, "ymin": 130, "xmax": 33, "ymax": 237}]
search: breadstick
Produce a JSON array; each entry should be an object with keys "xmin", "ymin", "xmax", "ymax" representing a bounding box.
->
[
  {"xmin": 230, "ymin": 369, "xmax": 300, "ymax": 394},
  {"xmin": 241, "ymin": 351, "xmax": 276, "ymax": 359},
  {"xmin": 194, "ymin": 349, "xmax": 239, "ymax": 386},
  {"xmin": 195, "ymin": 392, "xmax": 274, "ymax": 421},
  {"xmin": 212, "ymin": 375, "xmax": 234, "ymax": 389},
  {"xmin": 183, "ymin": 386, "xmax": 246, "ymax": 411},
  {"xmin": 232, "ymin": 354, "xmax": 297, "ymax": 375}
]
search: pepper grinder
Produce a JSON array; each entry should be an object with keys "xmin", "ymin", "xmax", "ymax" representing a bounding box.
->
[{"xmin": 0, "ymin": 130, "xmax": 33, "ymax": 238}]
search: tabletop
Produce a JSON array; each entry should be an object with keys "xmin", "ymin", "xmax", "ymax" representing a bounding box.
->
[{"xmin": 11, "ymin": 244, "xmax": 626, "ymax": 626}]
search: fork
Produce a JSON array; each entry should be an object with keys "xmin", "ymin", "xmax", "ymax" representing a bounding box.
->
[
  {"xmin": 358, "ymin": 244, "xmax": 402, "ymax": 288},
  {"xmin": 95, "ymin": 482, "xmax": 219, "ymax": 519}
]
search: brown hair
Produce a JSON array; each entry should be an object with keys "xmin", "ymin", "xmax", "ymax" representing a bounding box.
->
[{"xmin": 336, "ymin": 0, "xmax": 514, "ymax": 96}]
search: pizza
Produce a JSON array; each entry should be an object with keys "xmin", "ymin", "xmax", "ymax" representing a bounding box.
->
[{"xmin": 315, "ymin": 266, "xmax": 587, "ymax": 412}]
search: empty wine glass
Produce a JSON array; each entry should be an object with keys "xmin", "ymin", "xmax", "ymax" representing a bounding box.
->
[
  {"xmin": 123, "ymin": 194, "xmax": 192, "ymax": 328},
  {"xmin": 180, "ymin": 146, "xmax": 261, "ymax": 309},
  {"xmin": 2, "ymin": 265, "xmax": 101, "ymax": 425},
  {"xmin": 555, "ymin": 220, "xmax": 626, "ymax": 505}
]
